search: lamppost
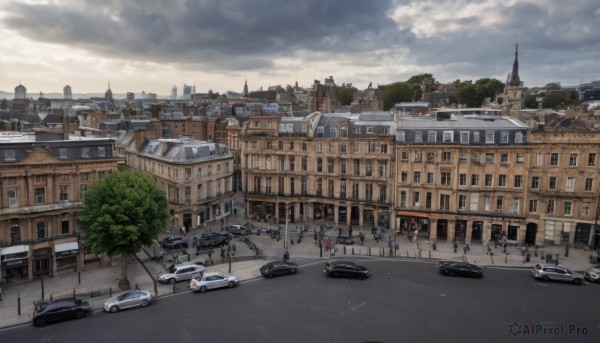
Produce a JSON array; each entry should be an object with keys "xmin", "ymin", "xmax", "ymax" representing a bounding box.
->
[{"xmin": 283, "ymin": 202, "xmax": 291, "ymax": 261}]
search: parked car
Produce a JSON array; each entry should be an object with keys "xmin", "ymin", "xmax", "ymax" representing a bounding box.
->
[
  {"xmin": 438, "ymin": 261, "xmax": 483, "ymax": 278},
  {"xmin": 103, "ymin": 290, "xmax": 154, "ymax": 313},
  {"xmin": 190, "ymin": 272, "xmax": 239, "ymax": 292},
  {"xmin": 198, "ymin": 233, "xmax": 230, "ymax": 249},
  {"xmin": 324, "ymin": 261, "xmax": 370, "ymax": 279},
  {"xmin": 33, "ymin": 299, "xmax": 91, "ymax": 327},
  {"xmin": 260, "ymin": 261, "xmax": 299, "ymax": 278},
  {"xmin": 227, "ymin": 224, "xmax": 251, "ymax": 235},
  {"xmin": 161, "ymin": 236, "xmax": 188, "ymax": 250},
  {"xmin": 157, "ymin": 262, "xmax": 204, "ymax": 284},
  {"xmin": 531, "ymin": 263, "xmax": 584, "ymax": 285},
  {"xmin": 338, "ymin": 235, "xmax": 356, "ymax": 245},
  {"xmin": 584, "ymin": 266, "xmax": 600, "ymax": 283}
]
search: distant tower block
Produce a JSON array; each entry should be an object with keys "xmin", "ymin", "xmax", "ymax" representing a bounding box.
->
[{"xmin": 64, "ymin": 85, "xmax": 73, "ymax": 99}]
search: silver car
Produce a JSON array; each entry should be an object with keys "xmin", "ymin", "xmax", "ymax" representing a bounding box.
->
[
  {"xmin": 584, "ymin": 266, "xmax": 600, "ymax": 283},
  {"xmin": 530, "ymin": 263, "xmax": 584, "ymax": 285},
  {"xmin": 104, "ymin": 290, "xmax": 153, "ymax": 313},
  {"xmin": 158, "ymin": 262, "xmax": 205, "ymax": 284},
  {"xmin": 190, "ymin": 272, "xmax": 239, "ymax": 292}
]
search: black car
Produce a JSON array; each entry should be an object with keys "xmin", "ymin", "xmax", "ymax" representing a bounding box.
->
[
  {"xmin": 161, "ymin": 236, "xmax": 188, "ymax": 250},
  {"xmin": 260, "ymin": 261, "xmax": 299, "ymax": 278},
  {"xmin": 324, "ymin": 261, "xmax": 370, "ymax": 279},
  {"xmin": 438, "ymin": 261, "xmax": 483, "ymax": 278},
  {"xmin": 33, "ymin": 299, "xmax": 91, "ymax": 327},
  {"xmin": 198, "ymin": 233, "xmax": 230, "ymax": 249},
  {"xmin": 338, "ymin": 235, "xmax": 356, "ymax": 245}
]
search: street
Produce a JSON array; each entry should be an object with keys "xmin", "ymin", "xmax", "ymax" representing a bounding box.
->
[{"xmin": 0, "ymin": 259, "xmax": 596, "ymax": 343}]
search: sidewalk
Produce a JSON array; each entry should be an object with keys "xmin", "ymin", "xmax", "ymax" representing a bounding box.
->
[{"xmin": 1, "ymin": 192, "xmax": 596, "ymax": 329}]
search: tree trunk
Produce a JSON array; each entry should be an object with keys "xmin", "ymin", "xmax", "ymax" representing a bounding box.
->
[{"xmin": 118, "ymin": 252, "xmax": 131, "ymax": 290}]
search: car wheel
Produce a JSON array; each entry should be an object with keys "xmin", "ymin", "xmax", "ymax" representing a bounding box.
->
[
  {"xmin": 34, "ymin": 318, "xmax": 47, "ymax": 327},
  {"xmin": 227, "ymin": 281, "xmax": 235, "ymax": 288},
  {"xmin": 291, "ymin": 268, "xmax": 297, "ymax": 274},
  {"xmin": 169, "ymin": 278, "xmax": 176, "ymax": 284},
  {"xmin": 332, "ymin": 272, "xmax": 339, "ymax": 278},
  {"xmin": 199, "ymin": 286, "xmax": 207, "ymax": 293},
  {"xmin": 74, "ymin": 310, "xmax": 85, "ymax": 319},
  {"xmin": 541, "ymin": 275, "xmax": 550, "ymax": 282},
  {"xmin": 265, "ymin": 272, "xmax": 272, "ymax": 278},
  {"xmin": 357, "ymin": 274, "xmax": 365, "ymax": 280},
  {"xmin": 109, "ymin": 306, "xmax": 119, "ymax": 313},
  {"xmin": 448, "ymin": 271, "xmax": 455, "ymax": 277},
  {"xmin": 141, "ymin": 299, "xmax": 150, "ymax": 307},
  {"xmin": 573, "ymin": 278, "xmax": 582, "ymax": 285}
]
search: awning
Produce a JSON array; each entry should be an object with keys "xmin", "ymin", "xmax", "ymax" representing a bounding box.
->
[
  {"xmin": 55, "ymin": 241, "xmax": 79, "ymax": 253},
  {"xmin": 396, "ymin": 211, "xmax": 429, "ymax": 218},
  {"xmin": 0, "ymin": 245, "xmax": 29, "ymax": 256}
]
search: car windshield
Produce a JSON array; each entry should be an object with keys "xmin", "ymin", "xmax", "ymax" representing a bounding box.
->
[
  {"xmin": 167, "ymin": 265, "xmax": 177, "ymax": 273},
  {"xmin": 117, "ymin": 293, "xmax": 130, "ymax": 301}
]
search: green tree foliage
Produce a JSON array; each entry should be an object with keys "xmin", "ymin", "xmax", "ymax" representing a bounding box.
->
[
  {"xmin": 382, "ymin": 82, "xmax": 412, "ymax": 110},
  {"xmin": 336, "ymin": 84, "xmax": 358, "ymax": 106},
  {"xmin": 455, "ymin": 81, "xmax": 478, "ymax": 107},
  {"xmin": 406, "ymin": 74, "xmax": 437, "ymax": 101},
  {"xmin": 474, "ymin": 78, "xmax": 504, "ymax": 104},
  {"xmin": 523, "ymin": 91, "xmax": 580, "ymax": 109},
  {"xmin": 78, "ymin": 171, "xmax": 169, "ymax": 289}
]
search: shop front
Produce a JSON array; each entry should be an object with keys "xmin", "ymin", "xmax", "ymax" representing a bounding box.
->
[
  {"xmin": 55, "ymin": 241, "xmax": 79, "ymax": 271},
  {"xmin": 33, "ymin": 247, "xmax": 52, "ymax": 277},
  {"xmin": 1, "ymin": 244, "xmax": 30, "ymax": 282},
  {"xmin": 397, "ymin": 211, "xmax": 430, "ymax": 238}
]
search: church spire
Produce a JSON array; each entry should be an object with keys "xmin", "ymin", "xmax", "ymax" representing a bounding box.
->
[
  {"xmin": 243, "ymin": 80, "xmax": 248, "ymax": 97},
  {"xmin": 508, "ymin": 44, "xmax": 521, "ymax": 85}
]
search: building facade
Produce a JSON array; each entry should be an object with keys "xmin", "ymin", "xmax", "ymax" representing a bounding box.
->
[{"xmin": 0, "ymin": 131, "xmax": 120, "ymax": 282}]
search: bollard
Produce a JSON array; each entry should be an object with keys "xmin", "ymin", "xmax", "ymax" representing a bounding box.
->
[
  {"xmin": 135, "ymin": 283, "xmax": 138, "ymax": 290},
  {"xmin": 368, "ymin": 247, "xmax": 371, "ymax": 256},
  {"xmin": 78, "ymin": 271, "xmax": 81, "ymax": 284},
  {"xmin": 41, "ymin": 276, "xmax": 45, "ymax": 300},
  {"xmin": 352, "ymin": 247, "xmax": 355, "ymax": 255},
  {"xmin": 406, "ymin": 250, "xmax": 409, "ymax": 257},
  {"xmin": 173, "ymin": 281, "xmax": 176, "ymax": 293},
  {"xmin": 110, "ymin": 286, "xmax": 112, "ymax": 297},
  {"xmin": 73, "ymin": 289, "xmax": 76, "ymax": 301},
  {"xmin": 419, "ymin": 250, "xmax": 422, "ymax": 258},
  {"xmin": 343, "ymin": 246, "xmax": 346, "ymax": 255},
  {"xmin": 188, "ymin": 253, "xmax": 191, "ymax": 262},
  {"xmin": 18, "ymin": 294, "xmax": 21, "ymax": 315}
]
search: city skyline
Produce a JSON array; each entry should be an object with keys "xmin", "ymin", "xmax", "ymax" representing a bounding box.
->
[{"xmin": 1, "ymin": 0, "xmax": 599, "ymax": 96}]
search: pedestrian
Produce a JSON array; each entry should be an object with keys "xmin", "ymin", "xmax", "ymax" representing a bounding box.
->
[
  {"xmin": 521, "ymin": 246, "xmax": 526, "ymax": 256},
  {"xmin": 231, "ymin": 243, "xmax": 236, "ymax": 256},
  {"xmin": 463, "ymin": 243, "xmax": 467, "ymax": 254},
  {"xmin": 220, "ymin": 246, "xmax": 226, "ymax": 262},
  {"xmin": 192, "ymin": 236, "xmax": 198, "ymax": 248},
  {"xmin": 158, "ymin": 249, "xmax": 163, "ymax": 263},
  {"xmin": 565, "ymin": 243, "xmax": 570, "ymax": 257},
  {"xmin": 502, "ymin": 242, "xmax": 507, "ymax": 254},
  {"xmin": 554, "ymin": 253, "xmax": 559, "ymax": 266},
  {"xmin": 374, "ymin": 234, "xmax": 379, "ymax": 243},
  {"xmin": 453, "ymin": 240, "xmax": 458, "ymax": 253},
  {"xmin": 208, "ymin": 249, "xmax": 213, "ymax": 263},
  {"xmin": 180, "ymin": 226, "xmax": 185, "ymax": 235},
  {"xmin": 486, "ymin": 243, "xmax": 491, "ymax": 255},
  {"xmin": 359, "ymin": 232, "xmax": 365, "ymax": 245}
]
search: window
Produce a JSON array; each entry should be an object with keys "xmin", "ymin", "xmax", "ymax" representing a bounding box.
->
[
  {"xmin": 401, "ymin": 151, "xmax": 408, "ymax": 161},
  {"xmin": 253, "ymin": 155, "xmax": 259, "ymax": 169},
  {"xmin": 290, "ymin": 177, "xmax": 295, "ymax": 195},
  {"xmin": 254, "ymin": 121, "xmax": 260, "ymax": 128},
  {"xmin": 278, "ymin": 156, "xmax": 285, "ymax": 171},
  {"xmin": 97, "ymin": 146, "xmax": 106, "ymax": 157},
  {"xmin": 267, "ymin": 141, "xmax": 273, "ymax": 149},
  {"xmin": 583, "ymin": 201, "xmax": 591, "ymax": 216},
  {"xmin": 354, "ymin": 143, "xmax": 360, "ymax": 153},
  {"xmin": 367, "ymin": 127, "xmax": 374, "ymax": 134},
  {"xmin": 534, "ymin": 153, "xmax": 542, "ymax": 166},
  {"xmin": 278, "ymin": 141, "xmax": 284, "ymax": 150},
  {"xmin": 500, "ymin": 132, "xmax": 509, "ymax": 143},
  {"xmin": 289, "ymin": 156, "xmax": 295, "ymax": 171},
  {"xmin": 550, "ymin": 153, "xmax": 559, "ymax": 166},
  {"xmin": 327, "ymin": 159, "xmax": 334, "ymax": 173},
  {"xmin": 4, "ymin": 150, "xmax": 15, "ymax": 161},
  {"xmin": 61, "ymin": 219, "xmax": 70, "ymax": 235},
  {"xmin": 185, "ymin": 168, "xmax": 192, "ymax": 179},
  {"xmin": 184, "ymin": 186, "xmax": 191, "ymax": 202},
  {"xmin": 426, "ymin": 152, "xmax": 435, "ymax": 163},
  {"xmin": 547, "ymin": 200, "xmax": 555, "ymax": 214},
  {"xmin": 531, "ymin": 176, "xmax": 540, "ymax": 189},
  {"xmin": 566, "ymin": 177, "xmax": 574, "ymax": 192},
  {"xmin": 316, "ymin": 179, "xmax": 323, "ymax": 196},
  {"xmin": 354, "ymin": 159, "xmax": 360, "ymax": 176},
  {"xmin": 511, "ymin": 198, "xmax": 520, "ymax": 214},
  {"xmin": 414, "ymin": 152, "xmax": 422, "ymax": 162},
  {"xmin": 425, "ymin": 192, "xmax": 432, "ymax": 209},
  {"xmin": 279, "ymin": 177, "xmax": 285, "ymax": 196},
  {"xmin": 340, "ymin": 159, "xmax": 347, "ymax": 174},
  {"xmin": 496, "ymin": 196, "xmax": 503, "ymax": 211},
  {"xmin": 442, "ymin": 152, "xmax": 452, "ymax": 162},
  {"xmin": 413, "ymin": 171, "xmax": 421, "ymax": 183},
  {"xmin": 440, "ymin": 194, "xmax": 450, "ymax": 210},
  {"xmin": 59, "ymin": 185, "xmax": 69, "ymax": 202},
  {"xmin": 352, "ymin": 183, "xmax": 359, "ymax": 199},
  {"xmin": 514, "ymin": 175, "xmax": 523, "ymax": 188},
  {"xmin": 397, "ymin": 131, "xmax": 405, "ymax": 142},
  {"xmin": 340, "ymin": 143, "xmax": 347, "ymax": 153},
  {"xmin": 414, "ymin": 131, "xmax": 422, "ymax": 143},
  {"xmin": 564, "ymin": 201, "xmax": 572, "ymax": 216},
  {"xmin": 427, "ymin": 131, "xmax": 436, "ymax": 143},
  {"xmin": 266, "ymin": 156, "xmax": 272, "ymax": 170},
  {"xmin": 471, "ymin": 174, "xmax": 479, "ymax": 186},
  {"xmin": 400, "ymin": 191, "xmax": 407, "ymax": 207},
  {"xmin": 252, "ymin": 142, "xmax": 258, "ymax": 150},
  {"xmin": 59, "ymin": 148, "xmax": 67, "ymax": 159},
  {"xmin": 498, "ymin": 175, "xmax": 507, "ymax": 187},
  {"xmin": 301, "ymin": 177, "xmax": 307, "ymax": 196},
  {"xmin": 515, "ymin": 132, "xmax": 523, "ymax": 143},
  {"xmin": 365, "ymin": 183, "xmax": 373, "ymax": 201},
  {"xmin": 516, "ymin": 153, "xmax": 524, "ymax": 164},
  {"xmin": 588, "ymin": 153, "xmax": 596, "ymax": 167},
  {"xmin": 485, "ymin": 130, "xmax": 494, "ymax": 143},
  {"xmin": 459, "ymin": 174, "xmax": 466, "ymax": 186},
  {"xmin": 289, "ymin": 142, "xmax": 295, "ymax": 150},
  {"xmin": 473, "ymin": 131, "xmax": 480, "ymax": 142},
  {"xmin": 8, "ymin": 188, "xmax": 19, "ymax": 208},
  {"xmin": 380, "ymin": 144, "xmax": 387, "ymax": 153},
  {"xmin": 485, "ymin": 153, "xmax": 494, "ymax": 163},
  {"xmin": 35, "ymin": 187, "xmax": 45, "ymax": 204},
  {"xmin": 500, "ymin": 153, "xmax": 508, "ymax": 163},
  {"xmin": 81, "ymin": 147, "xmax": 90, "ymax": 158},
  {"xmin": 401, "ymin": 172, "xmax": 408, "ymax": 183},
  {"xmin": 366, "ymin": 160, "xmax": 373, "ymax": 176},
  {"xmin": 529, "ymin": 199, "xmax": 538, "ymax": 213},
  {"xmin": 441, "ymin": 172, "xmax": 451, "ymax": 185},
  {"xmin": 460, "ymin": 131, "xmax": 469, "ymax": 143},
  {"xmin": 197, "ymin": 167, "xmax": 202, "ymax": 177},
  {"xmin": 317, "ymin": 158, "xmax": 323, "ymax": 173},
  {"xmin": 381, "ymin": 127, "xmax": 389, "ymax": 134},
  {"xmin": 368, "ymin": 143, "xmax": 376, "ymax": 153},
  {"xmin": 315, "ymin": 143, "xmax": 322, "ymax": 153},
  {"xmin": 301, "ymin": 156, "xmax": 308, "ymax": 171},
  {"xmin": 458, "ymin": 194, "xmax": 466, "ymax": 210},
  {"xmin": 484, "ymin": 174, "xmax": 493, "ymax": 187},
  {"xmin": 549, "ymin": 177, "xmax": 557, "ymax": 190},
  {"xmin": 569, "ymin": 153, "xmax": 578, "ymax": 166},
  {"xmin": 37, "ymin": 221, "xmax": 46, "ymax": 239},
  {"xmin": 413, "ymin": 192, "xmax": 420, "ymax": 207},
  {"xmin": 378, "ymin": 161, "xmax": 386, "ymax": 177},
  {"xmin": 442, "ymin": 131, "xmax": 453, "ymax": 142},
  {"xmin": 585, "ymin": 178, "xmax": 593, "ymax": 192},
  {"xmin": 427, "ymin": 172, "xmax": 434, "ymax": 184},
  {"xmin": 379, "ymin": 186, "xmax": 387, "ymax": 203},
  {"xmin": 459, "ymin": 152, "xmax": 467, "ymax": 163}
]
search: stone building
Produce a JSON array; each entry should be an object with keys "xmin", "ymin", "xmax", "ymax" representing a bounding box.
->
[{"xmin": 0, "ymin": 130, "xmax": 120, "ymax": 282}]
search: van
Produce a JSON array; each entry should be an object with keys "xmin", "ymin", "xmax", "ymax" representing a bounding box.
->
[{"xmin": 227, "ymin": 224, "xmax": 250, "ymax": 235}]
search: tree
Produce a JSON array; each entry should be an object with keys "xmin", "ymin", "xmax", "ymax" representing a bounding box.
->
[
  {"xmin": 382, "ymin": 82, "xmax": 412, "ymax": 110},
  {"xmin": 454, "ymin": 81, "xmax": 478, "ymax": 107},
  {"xmin": 78, "ymin": 171, "xmax": 169, "ymax": 290},
  {"xmin": 405, "ymin": 74, "xmax": 437, "ymax": 102},
  {"xmin": 336, "ymin": 84, "xmax": 358, "ymax": 106}
]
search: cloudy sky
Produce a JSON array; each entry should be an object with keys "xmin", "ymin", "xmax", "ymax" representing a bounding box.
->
[{"xmin": 1, "ymin": 0, "xmax": 599, "ymax": 96}]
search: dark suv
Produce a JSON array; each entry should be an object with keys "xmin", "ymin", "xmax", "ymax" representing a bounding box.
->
[
  {"xmin": 33, "ymin": 299, "xmax": 91, "ymax": 327},
  {"xmin": 161, "ymin": 236, "xmax": 188, "ymax": 250},
  {"xmin": 198, "ymin": 233, "xmax": 230, "ymax": 249}
]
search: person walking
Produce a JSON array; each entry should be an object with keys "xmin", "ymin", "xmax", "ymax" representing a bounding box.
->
[
  {"xmin": 220, "ymin": 246, "xmax": 226, "ymax": 262},
  {"xmin": 565, "ymin": 243, "xmax": 570, "ymax": 257}
]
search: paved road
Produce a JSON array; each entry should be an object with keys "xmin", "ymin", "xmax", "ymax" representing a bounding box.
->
[{"xmin": 0, "ymin": 259, "xmax": 597, "ymax": 343}]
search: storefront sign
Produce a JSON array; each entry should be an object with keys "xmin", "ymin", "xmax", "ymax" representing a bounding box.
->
[
  {"xmin": 33, "ymin": 248, "xmax": 53, "ymax": 258},
  {"xmin": 2, "ymin": 257, "xmax": 28, "ymax": 268}
]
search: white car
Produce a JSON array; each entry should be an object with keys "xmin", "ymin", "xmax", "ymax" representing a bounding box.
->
[
  {"xmin": 190, "ymin": 272, "xmax": 239, "ymax": 292},
  {"xmin": 584, "ymin": 267, "xmax": 600, "ymax": 283},
  {"xmin": 104, "ymin": 290, "xmax": 153, "ymax": 313},
  {"xmin": 158, "ymin": 262, "xmax": 205, "ymax": 284}
]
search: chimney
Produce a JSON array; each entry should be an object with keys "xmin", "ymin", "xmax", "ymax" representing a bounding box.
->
[
  {"xmin": 134, "ymin": 129, "xmax": 147, "ymax": 151},
  {"xmin": 63, "ymin": 113, "xmax": 69, "ymax": 140}
]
